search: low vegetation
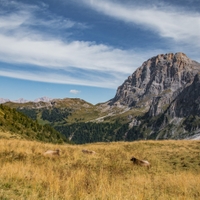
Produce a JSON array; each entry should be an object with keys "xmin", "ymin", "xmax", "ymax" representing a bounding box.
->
[{"xmin": 0, "ymin": 138, "xmax": 199, "ymax": 199}]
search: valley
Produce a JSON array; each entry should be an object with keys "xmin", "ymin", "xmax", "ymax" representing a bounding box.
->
[{"xmin": 1, "ymin": 52, "xmax": 200, "ymax": 143}]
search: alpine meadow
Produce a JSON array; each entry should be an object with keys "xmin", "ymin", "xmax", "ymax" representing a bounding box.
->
[
  {"xmin": 1, "ymin": 53, "xmax": 200, "ymax": 199},
  {"xmin": 1, "ymin": 0, "xmax": 200, "ymax": 199},
  {"xmin": 0, "ymin": 138, "xmax": 200, "ymax": 199}
]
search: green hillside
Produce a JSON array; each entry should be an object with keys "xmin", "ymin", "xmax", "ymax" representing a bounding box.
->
[
  {"xmin": 3, "ymin": 98, "xmax": 148, "ymax": 144},
  {"xmin": 0, "ymin": 104, "xmax": 69, "ymax": 144},
  {"xmin": 3, "ymin": 96, "xmax": 200, "ymax": 143}
]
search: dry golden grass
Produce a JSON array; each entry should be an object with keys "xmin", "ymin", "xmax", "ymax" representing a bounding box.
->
[{"xmin": 0, "ymin": 137, "xmax": 200, "ymax": 200}]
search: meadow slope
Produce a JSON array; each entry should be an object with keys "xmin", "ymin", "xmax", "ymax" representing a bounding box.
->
[{"xmin": 0, "ymin": 137, "xmax": 200, "ymax": 200}]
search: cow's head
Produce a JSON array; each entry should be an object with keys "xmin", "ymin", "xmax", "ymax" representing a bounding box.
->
[{"xmin": 130, "ymin": 157, "xmax": 137, "ymax": 162}]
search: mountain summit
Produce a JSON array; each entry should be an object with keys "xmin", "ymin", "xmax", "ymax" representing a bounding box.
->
[
  {"xmin": 108, "ymin": 52, "xmax": 200, "ymax": 140},
  {"xmin": 110, "ymin": 52, "xmax": 200, "ymax": 111}
]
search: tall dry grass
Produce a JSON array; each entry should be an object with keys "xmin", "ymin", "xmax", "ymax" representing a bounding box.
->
[{"xmin": 0, "ymin": 138, "xmax": 200, "ymax": 199}]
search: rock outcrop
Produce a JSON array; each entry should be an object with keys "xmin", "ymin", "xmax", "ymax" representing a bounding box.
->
[
  {"xmin": 110, "ymin": 53, "xmax": 200, "ymax": 113},
  {"xmin": 109, "ymin": 52, "xmax": 200, "ymax": 140}
]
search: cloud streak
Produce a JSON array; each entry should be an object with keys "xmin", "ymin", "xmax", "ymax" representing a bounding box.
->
[
  {"xmin": 81, "ymin": 0, "xmax": 200, "ymax": 46},
  {"xmin": 0, "ymin": 66, "xmax": 127, "ymax": 88},
  {"xmin": 0, "ymin": 33, "xmax": 136, "ymax": 73},
  {"xmin": 0, "ymin": 0, "xmax": 199, "ymax": 90},
  {"xmin": 0, "ymin": 0, "xmax": 154, "ymax": 89},
  {"xmin": 70, "ymin": 90, "xmax": 81, "ymax": 94}
]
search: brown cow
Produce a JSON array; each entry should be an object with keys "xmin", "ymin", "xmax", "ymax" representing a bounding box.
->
[
  {"xmin": 130, "ymin": 156, "xmax": 151, "ymax": 169},
  {"xmin": 43, "ymin": 149, "xmax": 60, "ymax": 156},
  {"xmin": 82, "ymin": 149, "xmax": 96, "ymax": 154}
]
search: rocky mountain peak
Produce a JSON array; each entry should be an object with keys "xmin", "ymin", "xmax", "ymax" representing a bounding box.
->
[
  {"xmin": 34, "ymin": 96, "xmax": 52, "ymax": 103},
  {"xmin": 110, "ymin": 52, "xmax": 200, "ymax": 110}
]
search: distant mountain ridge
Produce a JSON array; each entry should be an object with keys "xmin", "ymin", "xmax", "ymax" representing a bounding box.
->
[
  {"xmin": 2, "ymin": 52, "xmax": 200, "ymax": 143},
  {"xmin": 0, "ymin": 96, "xmax": 52, "ymax": 104}
]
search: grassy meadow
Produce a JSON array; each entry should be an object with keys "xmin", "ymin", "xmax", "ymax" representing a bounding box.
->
[{"xmin": 0, "ymin": 137, "xmax": 200, "ymax": 200}]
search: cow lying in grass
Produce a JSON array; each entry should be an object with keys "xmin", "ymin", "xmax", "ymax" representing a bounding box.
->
[
  {"xmin": 82, "ymin": 149, "xmax": 96, "ymax": 154},
  {"xmin": 43, "ymin": 149, "xmax": 60, "ymax": 156},
  {"xmin": 130, "ymin": 156, "xmax": 151, "ymax": 169}
]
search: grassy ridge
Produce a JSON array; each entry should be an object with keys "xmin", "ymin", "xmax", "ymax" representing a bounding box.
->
[
  {"xmin": 0, "ymin": 138, "xmax": 200, "ymax": 199},
  {"xmin": 0, "ymin": 104, "xmax": 68, "ymax": 143}
]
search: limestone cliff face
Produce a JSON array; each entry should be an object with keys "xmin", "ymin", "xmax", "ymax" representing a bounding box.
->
[
  {"xmin": 109, "ymin": 52, "xmax": 200, "ymax": 140},
  {"xmin": 110, "ymin": 53, "xmax": 200, "ymax": 116}
]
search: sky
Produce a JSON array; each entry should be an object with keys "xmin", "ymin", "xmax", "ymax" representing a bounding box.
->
[{"xmin": 0, "ymin": 0, "xmax": 200, "ymax": 104}]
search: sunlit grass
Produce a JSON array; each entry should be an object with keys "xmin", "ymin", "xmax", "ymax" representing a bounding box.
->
[{"xmin": 0, "ymin": 137, "xmax": 200, "ymax": 199}]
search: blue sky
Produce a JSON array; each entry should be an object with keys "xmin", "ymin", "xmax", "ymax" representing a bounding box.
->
[{"xmin": 0, "ymin": 0, "xmax": 200, "ymax": 104}]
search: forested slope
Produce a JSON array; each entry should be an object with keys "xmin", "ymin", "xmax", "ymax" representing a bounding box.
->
[{"xmin": 0, "ymin": 104, "xmax": 69, "ymax": 143}]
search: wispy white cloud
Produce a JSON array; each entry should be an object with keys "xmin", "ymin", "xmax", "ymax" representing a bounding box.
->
[
  {"xmin": 0, "ymin": 1, "xmax": 151, "ymax": 88},
  {"xmin": 81, "ymin": 0, "xmax": 200, "ymax": 46},
  {"xmin": 0, "ymin": 0, "xmax": 199, "ymax": 91},
  {"xmin": 70, "ymin": 90, "xmax": 81, "ymax": 94},
  {"xmin": 0, "ymin": 67, "xmax": 127, "ymax": 88},
  {"xmin": 0, "ymin": 2, "xmax": 87, "ymax": 35},
  {"xmin": 0, "ymin": 33, "xmax": 136, "ymax": 74}
]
